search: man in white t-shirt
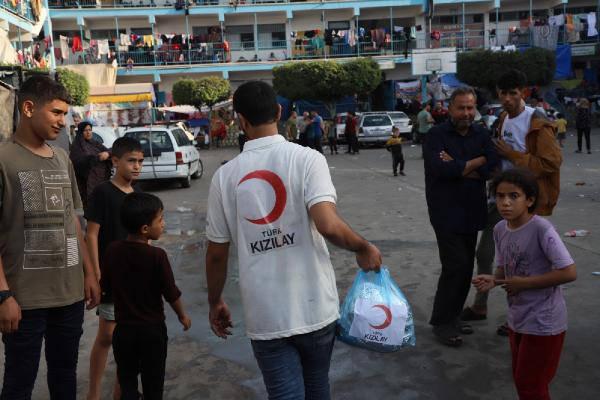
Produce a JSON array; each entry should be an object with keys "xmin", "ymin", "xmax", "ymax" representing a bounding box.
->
[
  {"xmin": 461, "ymin": 69, "xmax": 562, "ymax": 332},
  {"xmin": 205, "ymin": 81, "xmax": 382, "ymax": 399}
]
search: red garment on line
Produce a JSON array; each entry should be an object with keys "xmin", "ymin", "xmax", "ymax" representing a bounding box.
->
[{"xmin": 72, "ymin": 36, "xmax": 82, "ymax": 53}]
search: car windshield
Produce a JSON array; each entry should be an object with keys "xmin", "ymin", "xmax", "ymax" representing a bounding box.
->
[
  {"xmin": 388, "ymin": 112, "xmax": 408, "ymax": 119},
  {"xmin": 125, "ymin": 130, "xmax": 174, "ymax": 155},
  {"xmin": 363, "ymin": 115, "xmax": 391, "ymax": 127}
]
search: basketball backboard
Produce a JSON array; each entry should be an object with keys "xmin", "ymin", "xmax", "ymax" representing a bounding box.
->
[{"xmin": 411, "ymin": 48, "xmax": 457, "ymax": 76}]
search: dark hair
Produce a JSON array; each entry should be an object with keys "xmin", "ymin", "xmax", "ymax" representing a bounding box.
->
[
  {"xmin": 18, "ymin": 75, "xmax": 71, "ymax": 109},
  {"xmin": 76, "ymin": 121, "xmax": 92, "ymax": 137},
  {"xmin": 497, "ymin": 69, "xmax": 528, "ymax": 91},
  {"xmin": 449, "ymin": 86, "xmax": 477, "ymax": 104},
  {"xmin": 491, "ymin": 169, "xmax": 539, "ymax": 213},
  {"xmin": 112, "ymin": 137, "xmax": 143, "ymax": 158},
  {"xmin": 121, "ymin": 192, "xmax": 163, "ymax": 234},
  {"xmin": 233, "ymin": 81, "xmax": 279, "ymax": 126}
]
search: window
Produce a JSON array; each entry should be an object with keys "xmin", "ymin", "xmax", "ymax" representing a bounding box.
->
[
  {"xmin": 125, "ymin": 131, "xmax": 173, "ymax": 156},
  {"xmin": 258, "ymin": 24, "xmax": 286, "ymax": 49},
  {"xmin": 227, "ymin": 25, "xmax": 254, "ymax": 50},
  {"xmin": 130, "ymin": 28, "xmax": 153, "ymax": 36},
  {"xmin": 172, "ymin": 129, "xmax": 191, "ymax": 146},
  {"xmin": 362, "ymin": 115, "xmax": 392, "ymax": 127},
  {"xmin": 90, "ymin": 29, "xmax": 126, "ymax": 40},
  {"xmin": 328, "ymin": 21, "xmax": 350, "ymax": 30}
]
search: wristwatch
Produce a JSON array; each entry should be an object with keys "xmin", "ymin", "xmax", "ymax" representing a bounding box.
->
[{"xmin": 0, "ymin": 290, "xmax": 14, "ymax": 304}]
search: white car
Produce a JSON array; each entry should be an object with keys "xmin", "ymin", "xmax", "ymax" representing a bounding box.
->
[
  {"xmin": 357, "ymin": 113, "xmax": 394, "ymax": 145},
  {"xmin": 92, "ymin": 127, "xmax": 120, "ymax": 149},
  {"xmin": 123, "ymin": 126, "xmax": 202, "ymax": 188},
  {"xmin": 387, "ymin": 111, "xmax": 412, "ymax": 137}
]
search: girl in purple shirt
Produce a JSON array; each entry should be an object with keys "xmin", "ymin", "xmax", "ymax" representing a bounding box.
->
[{"xmin": 473, "ymin": 169, "xmax": 576, "ymax": 400}]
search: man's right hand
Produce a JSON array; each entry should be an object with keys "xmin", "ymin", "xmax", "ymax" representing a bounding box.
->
[
  {"xmin": 209, "ymin": 298, "xmax": 233, "ymax": 339},
  {"xmin": 356, "ymin": 243, "xmax": 382, "ymax": 272},
  {"xmin": 0, "ymin": 297, "xmax": 21, "ymax": 334}
]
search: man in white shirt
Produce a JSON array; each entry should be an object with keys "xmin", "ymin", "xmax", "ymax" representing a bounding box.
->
[{"xmin": 205, "ymin": 81, "xmax": 381, "ymax": 399}]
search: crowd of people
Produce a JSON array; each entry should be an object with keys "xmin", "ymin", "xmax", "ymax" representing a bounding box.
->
[{"xmin": 0, "ymin": 71, "xmax": 582, "ymax": 400}]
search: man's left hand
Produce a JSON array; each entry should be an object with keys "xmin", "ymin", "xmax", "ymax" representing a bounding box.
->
[
  {"xmin": 439, "ymin": 151, "xmax": 454, "ymax": 162},
  {"xmin": 84, "ymin": 275, "xmax": 101, "ymax": 310},
  {"xmin": 495, "ymin": 139, "xmax": 512, "ymax": 158}
]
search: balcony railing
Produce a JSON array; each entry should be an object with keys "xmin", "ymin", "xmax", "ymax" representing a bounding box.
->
[
  {"xmin": 0, "ymin": 0, "xmax": 35, "ymax": 21},
  {"xmin": 48, "ymin": 0, "xmax": 359, "ymax": 8}
]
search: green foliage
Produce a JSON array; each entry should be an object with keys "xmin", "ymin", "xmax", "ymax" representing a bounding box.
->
[
  {"xmin": 56, "ymin": 68, "xmax": 90, "ymax": 106},
  {"xmin": 172, "ymin": 76, "xmax": 231, "ymax": 110},
  {"xmin": 457, "ymin": 48, "xmax": 556, "ymax": 93},
  {"xmin": 343, "ymin": 58, "xmax": 383, "ymax": 96},
  {"xmin": 273, "ymin": 59, "xmax": 382, "ymax": 116}
]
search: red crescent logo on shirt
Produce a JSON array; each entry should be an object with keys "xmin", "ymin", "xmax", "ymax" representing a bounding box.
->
[
  {"xmin": 238, "ymin": 170, "xmax": 287, "ymax": 225},
  {"xmin": 369, "ymin": 304, "xmax": 393, "ymax": 330}
]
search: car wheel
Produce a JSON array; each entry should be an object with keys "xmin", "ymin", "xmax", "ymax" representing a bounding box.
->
[
  {"xmin": 191, "ymin": 159, "xmax": 203, "ymax": 179},
  {"xmin": 180, "ymin": 172, "xmax": 191, "ymax": 188}
]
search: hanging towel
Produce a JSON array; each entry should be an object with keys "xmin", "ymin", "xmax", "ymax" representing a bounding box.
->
[
  {"xmin": 59, "ymin": 35, "xmax": 69, "ymax": 59},
  {"xmin": 120, "ymin": 33, "xmax": 131, "ymax": 46},
  {"xmin": 588, "ymin": 12, "xmax": 598, "ymax": 37},
  {"xmin": 143, "ymin": 35, "xmax": 154, "ymax": 47},
  {"xmin": 72, "ymin": 36, "xmax": 82, "ymax": 53},
  {"xmin": 548, "ymin": 14, "xmax": 564, "ymax": 27},
  {"xmin": 97, "ymin": 39, "xmax": 110, "ymax": 55},
  {"xmin": 394, "ymin": 26, "xmax": 404, "ymax": 33}
]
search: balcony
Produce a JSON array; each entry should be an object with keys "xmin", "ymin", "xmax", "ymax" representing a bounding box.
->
[
  {"xmin": 53, "ymin": 38, "xmax": 416, "ymax": 70},
  {"xmin": 47, "ymin": 0, "xmax": 370, "ymax": 8},
  {"xmin": 0, "ymin": 0, "xmax": 35, "ymax": 22}
]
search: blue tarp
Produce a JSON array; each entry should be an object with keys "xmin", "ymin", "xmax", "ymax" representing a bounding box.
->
[
  {"xmin": 279, "ymin": 96, "xmax": 357, "ymax": 119},
  {"xmin": 554, "ymin": 44, "xmax": 572, "ymax": 80},
  {"xmin": 188, "ymin": 118, "xmax": 209, "ymax": 127},
  {"xmin": 440, "ymin": 73, "xmax": 467, "ymax": 88}
]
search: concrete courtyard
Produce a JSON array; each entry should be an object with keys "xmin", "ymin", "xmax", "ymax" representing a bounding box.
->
[{"xmin": 4, "ymin": 129, "xmax": 600, "ymax": 399}]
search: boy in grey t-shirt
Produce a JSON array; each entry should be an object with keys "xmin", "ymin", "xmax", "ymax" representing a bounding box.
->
[{"xmin": 0, "ymin": 76, "xmax": 100, "ymax": 399}]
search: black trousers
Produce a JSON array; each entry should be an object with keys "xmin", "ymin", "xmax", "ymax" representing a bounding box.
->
[
  {"xmin": 577, "ymin": 127, "xmax": 591, "ymax": 151},
  {"xmin": 392, "ymin": 151, "xmax": 405, "ymax": 173},
  {"xmin": 347, "ymin": 135, "xmax": 359, "ymax": 153},
  {"xmin": 113, "ymin": 323, "xmax": 168, "ymax": 400},
  {"xmin": 430, "ymin": 230, "xmax": 478, "ymax": 326}
]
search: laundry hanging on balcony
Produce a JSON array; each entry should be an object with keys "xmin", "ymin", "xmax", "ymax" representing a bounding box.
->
[{"xmin": 532, "ymin": 26, "xmax": 559, "ymax": 50}]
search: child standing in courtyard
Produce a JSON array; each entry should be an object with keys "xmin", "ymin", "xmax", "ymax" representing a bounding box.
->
[
  {"xmin": 385, "ymin": 126, "xmax": 405, "ymax": 176},
  {"xmin": 101, "ymin": 193, "xmax": 191, "ymax": 400},
  {"xmin": 555, "ymin": 113, "xmax": 567, "ymax": 148},
  {"xmin": 473, "ymin": 169, "xmax": 576, "ymax": 400},
  {"xmin": 85, "ymin": 137, "xmax": 144, "ymax": 400}
]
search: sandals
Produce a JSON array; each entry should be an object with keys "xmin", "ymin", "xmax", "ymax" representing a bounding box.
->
[
  {"xmin": 460, "ymin": 307, "xmax": 487, "ymax": 321},
  {"xmin": 457, "ymin": 322, "xmax": 474, "ymax": 335},
  {"xmin": 433, "ymin": 324, "xmax": 463, "ymax": 347},
  {"xmin": 497, "ymin": 323, "xmax": 510, "ymax": 337}
]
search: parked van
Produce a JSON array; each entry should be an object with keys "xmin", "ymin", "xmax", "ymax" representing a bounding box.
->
[{"xmin": 123, "ymin": 126, "xmax": 202, "ymax": 188}]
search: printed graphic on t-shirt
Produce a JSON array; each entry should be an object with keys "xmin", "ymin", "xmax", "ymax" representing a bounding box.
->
[
  {"xmin": 237, "ymin": 169, "xmax": 298, "ymax": 255},
  {"xmin": 503, "ymin": 241, "xmax": 531, "ymax": 278},
  {"xmin": 19, "ymin": 169, "xmax": 79, "ymax": 270}
]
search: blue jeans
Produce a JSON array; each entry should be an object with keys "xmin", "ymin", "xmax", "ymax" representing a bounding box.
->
[
  {"xmin": 1, "ymin": 301, "xmax": 84, "ymax": 400},
  {"xmin": 251, "ymin": 321, "xmax": 336, "ymax": 400}
]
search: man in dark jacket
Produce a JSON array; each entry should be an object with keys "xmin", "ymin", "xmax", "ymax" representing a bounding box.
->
[{"xmin": 424, "ymin": 86, "xmax": 499, "ymax": 347}]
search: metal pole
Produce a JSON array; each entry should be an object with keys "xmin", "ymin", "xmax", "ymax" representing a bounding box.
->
[
  {"xmin": 220, "ymin": 20, "xmax": 225, "ymax": 63},
  {"xmin": 79, "ymin": 24, "xmax": 85, "ymax": 64},
  {"xmin": 462, "ymin": 2, "xmax": 466, "ymax": 50},
  {"xmin": 115, "ymin": 17, "xmax": 121, "ymax": 66},
  {"xmin": 389, "ymin": 6, "xmax": 393, "ymax": 54},
  {"xmin": 43, "ymin": 0, "xmax": 56, "ymax": 70},
  {"xmin": 322, "ymin": 10, "xmax": 326, "ymax": 59},
  {"xmin": 356, "ymin": 15, "xmax": 360, "ymax": 56},
  {"xmin": 254, "ymin": 13, "xmax": 258, "ymax": 54},
  {"xmin": 529, "ymin": 0, "xmax": 533, "ymax": 45},
  {"xmin": 151, "ymin": 22, "xmax": 157, "ymax": 66},
  {"xmin": 185, "ymin": 14, "xmax": 191, "ymax": 65}
]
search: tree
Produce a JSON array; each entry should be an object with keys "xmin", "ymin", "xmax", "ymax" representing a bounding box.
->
[
  {"xmin": 273, "ymin": 59, "xmax": 382, "ymax": 118},
  {"xmin": 56, "ymin": 68, "xmax": 90, "ymax": 106},
  {"xmin": 457, "ymin": 48, "xmax": 556, "ymax": 94},
  {"xmin": 172, "ymin": 76, "xmax": 230, "ymax": 111}
]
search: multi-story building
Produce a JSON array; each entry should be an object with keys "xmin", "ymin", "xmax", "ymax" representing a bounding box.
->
[
  {"xmin": 1, "ymin": 0, "xmax": 48, "ymax": 65},
  {"xmin": 10, "ymin": 0, "xmax": 600, "ymax": 105}
]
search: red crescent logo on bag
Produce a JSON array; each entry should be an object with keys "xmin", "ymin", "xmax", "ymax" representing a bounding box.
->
[
  {"xmin": 238, "ymin": 170, "xmax": 287, "ymax": 225},
  {"xmin": 369, "ymin": 304, "xmax": 393, "ymax": 330}
]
